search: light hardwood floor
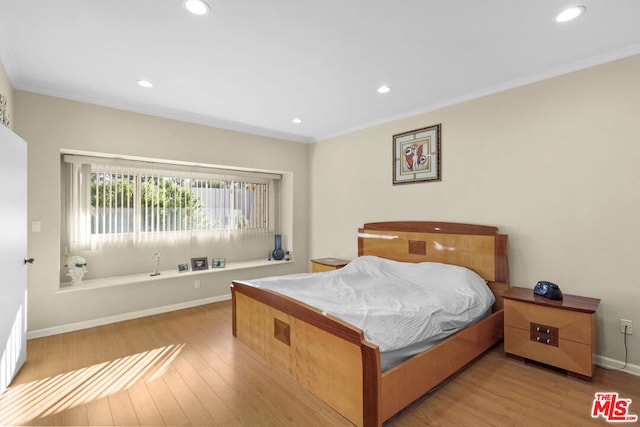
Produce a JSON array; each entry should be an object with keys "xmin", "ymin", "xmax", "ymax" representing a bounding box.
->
[{"xmin": 1, "ymin": 301, "xmax": 638, "ymax": 426}]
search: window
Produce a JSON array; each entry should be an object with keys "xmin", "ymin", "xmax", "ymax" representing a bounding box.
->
[{"xmin": 63, "ymin": 154, "xmax": 279, "ymax": 250}]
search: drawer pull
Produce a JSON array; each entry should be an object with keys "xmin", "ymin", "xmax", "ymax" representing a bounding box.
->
[
  {"xmin": 536, "ymin": 337, "xmax": 551, "ymax": 344},
  {"xmin": 536, "ymin": 326, "xmax": 551, "ymax": 334}
]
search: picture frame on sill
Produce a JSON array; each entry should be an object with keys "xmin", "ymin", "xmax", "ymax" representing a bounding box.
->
[
  {"xmin": 393, "ymin": 123, "xmax": 441, "ymax": 185},
  {"xmin": 212, "ymin": 258, "xmax": 226, "ymax": 268},
  {"xmin": 191, "ymin": 257, "xmax": 208, "ymax": 271},
  {"xmin": 177, "ymin": 263, "xmax": 189, "ymax": 272}
]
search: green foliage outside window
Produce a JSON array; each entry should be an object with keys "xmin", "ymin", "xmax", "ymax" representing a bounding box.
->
[{"xmin": 91, "ymin": 174, "xmax": 212, "ymax": 233}]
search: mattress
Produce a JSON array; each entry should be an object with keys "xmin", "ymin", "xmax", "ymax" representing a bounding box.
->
[{"xmin": 237, "ymin": 255, "xmax": 495, "ymax": 370}]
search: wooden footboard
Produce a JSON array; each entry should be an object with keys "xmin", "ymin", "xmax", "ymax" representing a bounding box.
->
[{"xmin": 231, "ymin": 281, "xmax": 381, "ymax": 427}]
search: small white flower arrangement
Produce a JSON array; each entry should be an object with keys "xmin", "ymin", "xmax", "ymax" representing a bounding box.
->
[
  {"xmin": 66, "ymin": 256, "xmax": 87, "ymax": 268},
  {"xmin": 65, "ymin": 255, "xmax": 88, "ymax": 285}
]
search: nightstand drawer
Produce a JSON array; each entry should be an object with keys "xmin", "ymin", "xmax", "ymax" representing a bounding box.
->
[
  {"xmin": 505, "ymin": 300, "xmax": 592, "ymax": 344},
  {"xmin": 505, "ymin": 325, "xmax": 593, "ymax": 376},
  {"xmin": 530, "ymin": 322, "xmax": 559, "ymax": 347}
]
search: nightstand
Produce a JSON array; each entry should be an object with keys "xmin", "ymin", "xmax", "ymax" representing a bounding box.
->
[
  {"xmin": 310, "ymin": 257, "xmax": 350, "ymax": 272},
  {"xmin": 503, "ymin": 287, "xmax": 600, "ymax": 381}
]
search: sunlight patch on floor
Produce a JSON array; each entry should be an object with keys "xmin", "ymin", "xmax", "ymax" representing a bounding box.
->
[{"xmin": 0, "ymin": 343, "xmax": 184, "ymax": 426}]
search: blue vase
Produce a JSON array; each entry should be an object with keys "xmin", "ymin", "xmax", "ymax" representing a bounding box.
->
[{"xmin": 272, "ymin": 234, "xmax": 285, "ymax": 260}]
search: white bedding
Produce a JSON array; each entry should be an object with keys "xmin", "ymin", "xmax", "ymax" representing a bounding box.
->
[{"xmin": 237, "ymin": 256, "xmax": 495, "ymax": 356}]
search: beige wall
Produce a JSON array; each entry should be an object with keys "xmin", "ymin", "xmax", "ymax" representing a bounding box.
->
[
  {"xmin": 310, "ymin": 54, "xmax": 640, "ymax": 368},
  {"xmin": 15, "ymin": 91, "xmax": 309, "ymax": 333},
  {"xmin": 0, "ymin": 60, "xmax": 13, "ymax": 130}
]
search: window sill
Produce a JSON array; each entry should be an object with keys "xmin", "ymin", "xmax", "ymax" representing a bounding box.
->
[{"xmin": 57, "ymin": 259, "xmax": 294, "ymax": 294}]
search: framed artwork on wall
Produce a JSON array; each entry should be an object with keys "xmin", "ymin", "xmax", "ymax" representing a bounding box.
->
[{"xmin": 393, "ymin": 123, "xmax": 441, "ymax": 185}]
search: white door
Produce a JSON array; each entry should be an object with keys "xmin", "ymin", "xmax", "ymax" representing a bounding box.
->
[{"xmin": 0, "ymin": 124, "xmax": 27, "ymax": 395}]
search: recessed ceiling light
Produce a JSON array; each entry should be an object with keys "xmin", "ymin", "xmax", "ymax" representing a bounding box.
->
[
  {"xmin": 292, "ymin": 118, "xmax": 303, "ymax": 124},
  {"xmin": 137, "ymin": 80, "xmax": 154, "ymax": 88},
  {"xmin": 184, "ymin": 0, "xmax": 210, "ymax": 15},
  {"xmin": 555, "ymin": 6, "xmax": 586, "ymax": 23},
  {"xmin": 377, "ymin": 85, "xmax": 391, "ymax": 94}
]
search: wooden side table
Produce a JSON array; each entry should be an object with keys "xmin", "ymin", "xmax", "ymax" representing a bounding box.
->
[
  {"xmin": 310, "ymin": 258, "xmax": 350, "ymax": 273},
  {"xmin": 503, "ymin": 287, "xmax": 600, "ymax": 381}
]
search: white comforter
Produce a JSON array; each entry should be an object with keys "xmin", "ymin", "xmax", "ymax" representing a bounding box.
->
[{"xmin": 238, "ymin": 256, "xmax": 495, "ymax": 352}]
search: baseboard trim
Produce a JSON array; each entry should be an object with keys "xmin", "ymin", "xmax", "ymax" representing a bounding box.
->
[
  {"xmin": 27, "ymin": 295, "xmax": 231, "ymax": 339},
  {"xmin": 596, "ymin": 355, "xmax": 640, "ymax": 377}
]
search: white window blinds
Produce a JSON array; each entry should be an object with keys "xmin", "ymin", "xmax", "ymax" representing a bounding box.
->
[{"xmin": 63, "ymin": 154, "xmax": 279, "ymax": 249}]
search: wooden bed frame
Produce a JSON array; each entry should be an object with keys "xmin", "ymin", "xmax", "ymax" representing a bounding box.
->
[{"xmin": 231, "ymin": 221, "xmax": 509, "ymax": 426}]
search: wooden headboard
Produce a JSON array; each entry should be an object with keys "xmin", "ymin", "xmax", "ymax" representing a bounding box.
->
[{"xmin": 358, "ymin": 221, "xmax": 509, "ymax": 308}]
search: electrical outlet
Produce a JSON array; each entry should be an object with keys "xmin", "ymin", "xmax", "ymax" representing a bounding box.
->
[
  {"xmin": 620, "ymin": 319, "xmax": 633, "ymax": 335},
  {"xmin": 194, "ymin": 280, "xmax": 201, "ymax": 289}
]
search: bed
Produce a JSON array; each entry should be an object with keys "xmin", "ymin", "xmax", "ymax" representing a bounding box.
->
[{"xmin": 231, "ymin": 221, "xmax": 509, "ymax": 426}]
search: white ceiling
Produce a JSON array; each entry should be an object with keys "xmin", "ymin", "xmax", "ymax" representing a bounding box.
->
[{"xmin": 0, "ymin": 1, "xmax": 639, "ymax": 143}]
